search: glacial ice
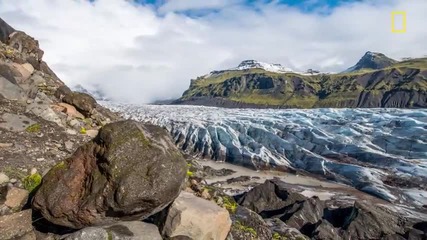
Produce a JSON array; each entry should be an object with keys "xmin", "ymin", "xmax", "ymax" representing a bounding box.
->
[{"xmin": 103, "ymin": 103, "xmax": 427, "ymax": 205}]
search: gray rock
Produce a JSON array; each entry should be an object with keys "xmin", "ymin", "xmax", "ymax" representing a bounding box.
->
[
  {"xmin": 33, "ymin": 120, "xmax": 187, "ymax": 229},
  {"xmin": 63, "ymin": 222, "xmax": 162, "ymax": 240},
  {"xmin": 229, "ymin": 206, "xmax": 272, "ymax": 240},
  {"xmin": 0, "ymin": 76, "xmax": 27, "ymax": 101},
  {"xmin": 26, "ymin": 95, "xmax": 63, "ymax": 127},
  {"xmin": 0, "ymin": 173, "xmax": 9, "ymax": 185},
  {"xmin": 0, "ymin": 17, "xmax": 15, "ymax": 43},
  {"xmin": 0, "ymin": 209, "xmax": 35, "ymax": 240},
  {"xmin": 64, "ymin": 140, "xmax": 74, "ymax": 153},
  {"xmin": 0, "ymin": 113, "xmax": 36, "ymax": 132}
]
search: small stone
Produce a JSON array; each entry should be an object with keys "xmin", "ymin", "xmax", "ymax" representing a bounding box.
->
[
  {"xmin": 10, "ymin": 179, "xmax": 17, "ymax": 184},
  {"xmin": 66, "ymin": 129, "xmax": 77, "ymax": 135},
  {"xmin": 26, "ymin": 99, "xmax": 33, "ymax": 104},
  {"xmin": 36, "ymin": 158, "xmax": 45, "ymax": 162},
  {"xmin": 68, "ymin": 119, "xmax": 80, "ymax": 128},
  {"xmin": 30, "ymin": 168, "xmax": 38, "ymax": 175},
  {"xmin": 201, "ymin": 189, "xmax": 211, "ymax": 200},
  {"xmin": 85, "ymin": 129, "xmax": 98, "ymax": 138},
  {"xmin": 0, "ymin": 173, "xmax": 10, "ymax": 185},
  {"xmin": 64, "ymin": 141, "xmax": 74, "ymax": 153},
  {"xmin": 0, "ymin": 143, "xmax": 13, "ymax": 148}
]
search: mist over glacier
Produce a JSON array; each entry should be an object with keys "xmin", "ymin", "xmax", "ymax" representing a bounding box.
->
[{"xmin": 104, "ymin": 103, "xmax": 427, "ymax": 205}]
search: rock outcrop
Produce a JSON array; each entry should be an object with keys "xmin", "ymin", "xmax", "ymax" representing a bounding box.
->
[{"xmin": 33, "ymin": 120, "xmax": 187, "ymax": 229}]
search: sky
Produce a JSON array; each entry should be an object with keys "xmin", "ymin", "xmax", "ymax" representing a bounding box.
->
[{"xmin": 0, "ymin": 0, "xmax": 426, "ymax": 103}]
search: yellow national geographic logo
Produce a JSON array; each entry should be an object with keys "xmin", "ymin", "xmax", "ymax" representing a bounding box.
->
[{"xmin": 391, "ymin": 11, "xmax": 407, "ymax": 33}]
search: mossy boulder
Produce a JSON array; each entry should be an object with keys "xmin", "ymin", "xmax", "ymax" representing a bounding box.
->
[{"xmin": 32, "ymin": 120, "xmax": 187, "ymax": 229}]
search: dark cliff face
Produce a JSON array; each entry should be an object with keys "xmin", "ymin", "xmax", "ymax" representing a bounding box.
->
[
  {"xmin": 179, "ymin": 58, "xmax": 427, "ymax": 109},
  {"xmin": 0, "ymin": 18, "xmax": 15, "ymax": 43}
]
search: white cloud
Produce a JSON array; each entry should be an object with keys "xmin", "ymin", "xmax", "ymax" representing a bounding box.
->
[
  {"xmin": 158, "ymin": 0, "xmax": 243, "ymax": 13},
  {"xmin": 0, "ymin": 0, "xmax": 426, "ymax": 103}
]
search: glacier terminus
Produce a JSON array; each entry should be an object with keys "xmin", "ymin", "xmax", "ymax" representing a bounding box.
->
[{"xmin": 105, "ymin": 103, "xmax": 427, "ymax": 207}]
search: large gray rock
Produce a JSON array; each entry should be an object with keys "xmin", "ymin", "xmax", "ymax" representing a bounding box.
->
[
  {"xmin": 236, "ymin": 179, "xmax": 307, "ymax": 215},
  {"xmin": 161, "ymin": 191, "xmax": 232, "ymax": 240},
  {"xmin": 0, "ymin": 76, "xmax": 27, "ymax": 101},
  {"xmin": 26, "ymin": 92, "xmax": 64, "ymax": 126},
  {"xmin": 0, "ymin": 113, "xmax": 36, "ymax": 132},
  {"xmin": 63, "ymin": 221, "xmax": 162, "ymax": 240},
  {"xmin": 33, "ymin": 120, "xmax": 187, "ymax": 229}
]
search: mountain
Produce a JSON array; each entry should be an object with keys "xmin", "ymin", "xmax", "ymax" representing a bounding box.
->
[
  {"xmin": 344, "ymin": 51, "xmax": 398, "ymax": 73},
  {"xmin": 73, "ymin": 84, "xmax": 110, "ymax": 101},
  {"xmin": 177, "ymin": 53, "xmax": 427, "ymax": 108}
]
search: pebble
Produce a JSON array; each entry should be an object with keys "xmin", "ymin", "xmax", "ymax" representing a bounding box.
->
[
  {"xmin": 36, "ymin": 158, "xmax": 45, "ymax": 162},
  {"xmin": 0, "ymin": 172, "xmax": 10, "ymax": 185},
  {"xmin": 10, "ymin": 178, "xmax": 17, "ymax": 184},
  {"xmin": 0, "ymin": 143, "xmax": 13, "ymax": 148},
  {"xmin": 66, "ymin": 129, "xmax": 77, "ymax": 135},
  {"xmin": 30, "ymin": 168, "xmax": 38, "ymax": 175},
  {"xmin": 64, "ymin": 140, "xmax": 74, "ymax": 153}
]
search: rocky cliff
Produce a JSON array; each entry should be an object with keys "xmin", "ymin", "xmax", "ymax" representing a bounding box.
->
[{"xmin": 177, "ymin": 55, "xmax": 427, "ymax": 108}]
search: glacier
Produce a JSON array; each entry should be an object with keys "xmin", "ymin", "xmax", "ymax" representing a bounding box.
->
[{"xmin": 103, "ymin": 103, "xmax": 427, "ymax": 206}]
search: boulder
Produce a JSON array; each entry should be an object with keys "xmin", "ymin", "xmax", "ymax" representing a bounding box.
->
[
  {"xmin": 0, "ymin": 76, "xmax": 27, "ymax": 101},
  {"xmin": 7, "ymin": 31, "xmax": 44, "ymax": 62},
  {"xmin": 337, "ymin": 201, "xmax": 406, "ymax": 240},
  {"xmin": 0, "ymin": 209, "xmax": 35, "ymax": 240},
  {"xmin": 0, "ymin": 113, "xmax": 36, "ymax": 132},
  {"xmin": 62, "ymin": 91, "xmax": 96, "ymax": 117},
  {"xmin": 33, "ymin": 120, "xmax": 187, "ymax": 229},
  {"xmin": 161, "ymin": 191, "xmax": 232, "ymax": 240},
  {"xmin": 236, "ymin": 179, "xmax": 307, "ymax": 216},
  {"xmin": 0, "ymin": 17, "xmax": 15, "ymax": 43},
  {"xmin": 63, "ymin": 221, "xmax": 162, "ymax": 240},
  {"xmin": 11, "ymin": 62, "xmax": 34, "ymax": 83},
  {"xmin": 26, "ymin": 93, "xmax": 64, "ymax": 126},
  {"xmin": 229, "ymin": 206, "xmax": 272, "ymax": 240},
  {"xmin": 0, "ymin": 62, "xmax": 21, "ymax": 84},
  {"xmin": 265, "ymin": 218, "xmax": 308, "ymax": 240},
  {"xmin": 58, "ymin": 103, "xmax": 85, "ymax": 119}
]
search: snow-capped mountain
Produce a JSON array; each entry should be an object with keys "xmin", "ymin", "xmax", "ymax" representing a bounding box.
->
[
  {"xmin": 230, "ymin": 60, "xmax": 294, "ymax": 73},
  {"xmin": 103, "ymin": 102, "xmax": 427, "ymax": 207}
]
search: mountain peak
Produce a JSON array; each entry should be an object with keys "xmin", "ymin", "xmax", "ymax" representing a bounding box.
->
[
  {"xmin": 231, "ymin": 59, "xmax": 294, "ymax": 73},
  {"xmin": 344, "ymin": 51, "xmax": 397, "ymax": 72}
]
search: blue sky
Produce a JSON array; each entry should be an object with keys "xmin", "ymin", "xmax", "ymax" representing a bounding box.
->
[{"xmin": 135, "ymin": 0, "xmax": 361, "ymax": 14}]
